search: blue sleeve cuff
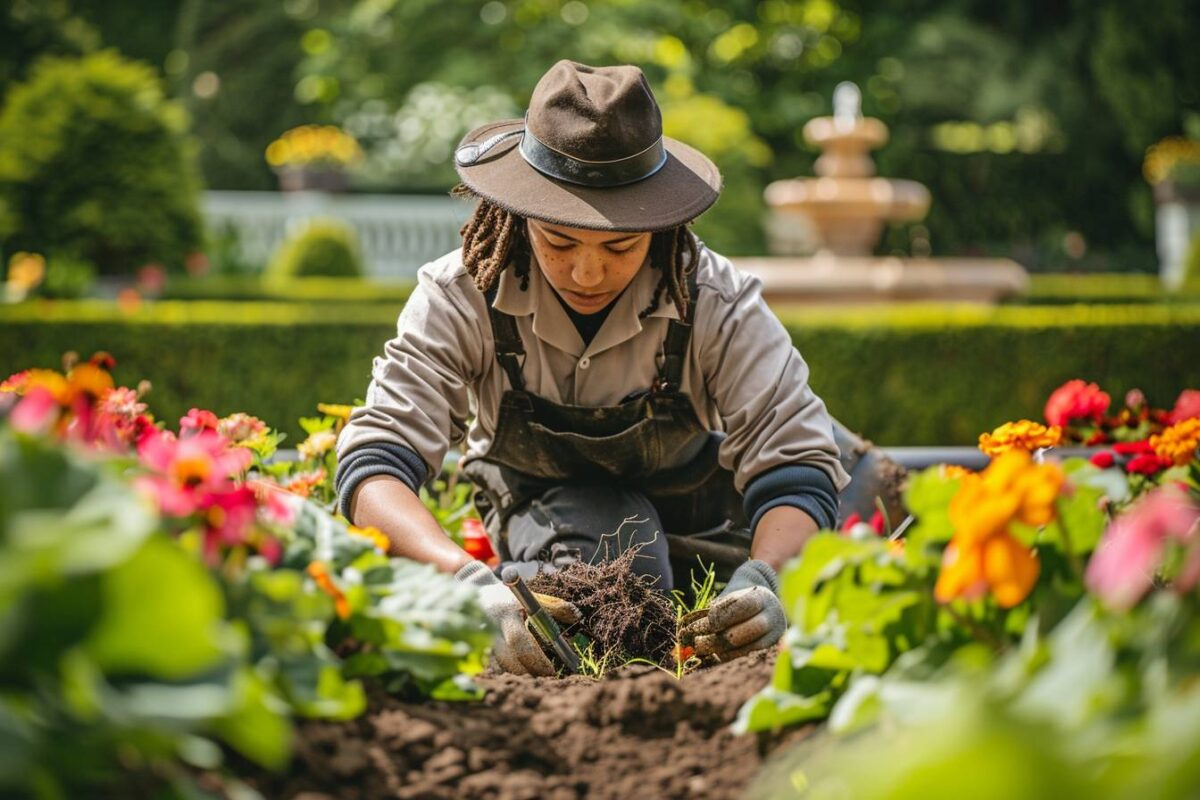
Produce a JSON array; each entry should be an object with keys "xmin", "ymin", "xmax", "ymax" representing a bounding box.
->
[
  {"xmin": 744, "ymin": 463, "xmax": 839, "ymax": 533},
  {"xmin": 334, "ymin": 443, "xmax": 429, "ymax": 522}
]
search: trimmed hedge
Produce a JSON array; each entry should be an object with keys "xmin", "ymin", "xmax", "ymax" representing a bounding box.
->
[
  {"xmin": 159, "ymin": 276, "xmax": 414, "ymax": 304},
  {"xmin": 1019, "ymin": 273, "xmax": 1200, "ymax": 305},
  {"xmin": 7, "ymin": 300, "xmax": 1200, "ymax": 447}
]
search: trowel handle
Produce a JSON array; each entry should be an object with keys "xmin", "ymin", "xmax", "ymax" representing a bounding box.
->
[{"xmin": 502, "ymin": 568, "xmax": 581, "ymax": 673}]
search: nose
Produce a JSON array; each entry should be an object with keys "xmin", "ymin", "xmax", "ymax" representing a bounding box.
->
[{"xmin": 570, "ymin": 251, "xmax": 605, "ymax": 289}]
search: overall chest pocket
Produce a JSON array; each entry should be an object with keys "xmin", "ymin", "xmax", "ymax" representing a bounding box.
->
[{"xmin": 522, "ymin": 417, "xmax": 661, "ymax": 481}]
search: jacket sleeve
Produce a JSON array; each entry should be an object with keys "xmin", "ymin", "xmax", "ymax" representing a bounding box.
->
[
  {"xmin": 694, "ymin": 264, "xmax": 851, "ymax": 496},
  {"xmin": 335, "ymin": 262, "xmax": 485, "ymax": 482}
]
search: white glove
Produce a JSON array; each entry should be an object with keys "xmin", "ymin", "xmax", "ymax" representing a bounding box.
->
[
  {"xmin": 680, "ymin": 560, "xmax": 786, "ymax": 661},
  {"xmin": 455, "ymin": 561, "xmax": 578, "ymax": 676}
]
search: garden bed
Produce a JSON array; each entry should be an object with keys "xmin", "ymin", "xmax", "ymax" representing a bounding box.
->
[{"xmin": 248, "ymin": 649, "xmax": 804, "ymax": 800}]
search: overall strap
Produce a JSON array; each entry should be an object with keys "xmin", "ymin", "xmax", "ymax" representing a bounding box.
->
[
  {"xmin": 484, "ymin": 284, "xmax": 526, "ymax": 392},
  {"xmin": 657, "ymin": 267, "xmax": 701, "ymax": 392}
]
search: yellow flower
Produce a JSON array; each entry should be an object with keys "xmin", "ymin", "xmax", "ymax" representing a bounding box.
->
[
  {"xmin": 1143, "ymin": 136, "xmax": 1200, "ymax": 184},
  {"xmin": 317, "ymin": 402, "xmax": 353, "ymax": 421},
  {"xmin": 298, "ymin": 429, "xmax": 337, "ymax": 460},
  {"xmin": 265, "ymin": 124, "xmax": 362, "ymax": 169},
  {"xmin": 7, "ymin": 252, "xmax": 45, "ymax": 292},
  {"xmin": 348, "ymin": 525, "xmax": 390, "ymax": 552},
  {"xmin": 978, "ymin": 419, "xmax": 1063, "ymax": 457},
  {"xmin": 317, "ymin": 402, "xmax": 354, "ymax": 434},
  {"xmin": 1151, "ymin": 418, "xmax": 1200, "ymax": 467}
]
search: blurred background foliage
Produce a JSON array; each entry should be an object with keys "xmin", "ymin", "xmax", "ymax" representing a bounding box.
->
[{"xmin": 3, "ymin": 0, "xmax": 1198, "ymax": 267}]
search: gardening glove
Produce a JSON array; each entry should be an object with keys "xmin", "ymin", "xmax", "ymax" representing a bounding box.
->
[
  {"xmin": 680, "ymin": 560, "xmax": 786, "ymax": 662},
  {"xmin": 455, "ymin": 561, "xmax": 580, "ymax": 677}
]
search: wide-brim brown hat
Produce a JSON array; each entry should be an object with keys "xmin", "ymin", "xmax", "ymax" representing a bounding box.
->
[{"xmin": 453, "ymin": 60, "xmax": 722, "ymax": 232}]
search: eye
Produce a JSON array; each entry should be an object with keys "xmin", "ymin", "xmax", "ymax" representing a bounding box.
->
[{"xmin": 546, "ymin": 240, "xmax": 575, "ymax": 251}]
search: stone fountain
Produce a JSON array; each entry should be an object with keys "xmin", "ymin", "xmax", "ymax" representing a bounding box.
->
[{"xmin": 733, "ymin": 83, "xmax": 1028, "ymax": 304}]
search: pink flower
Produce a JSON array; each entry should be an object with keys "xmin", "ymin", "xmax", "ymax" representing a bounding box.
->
[
  {"xmin": 9, "ymin": 386, "xmax": 58, "ymax": 434},
  {"xmin": 135, "ymin": 429, "xmax": 251, "ymax": 516},
  {"xmin": 1045, "ymin": 380, "xmax": 1111, "ymax": 427},
  {"xmin": 218, "ymin": 412, "xmax": 267, "ymax": 444},
  {"xmin": 248, "ymin": 478, "xmax": 299, "ymax": 527},
  {"xmin": 1086, "ymin": 486, "xmax": 1200, "ymax": 611},
  {"xmin": 98, "ymin": 386, "xmax": 147, "ymax": 419},
  {"xmin": 180, "ymin": 408, "xmax": 220, "ymax": 437},
  {"xmin": 1170, "ymin": 389, "xmax": 1200, "ymax": 424}
]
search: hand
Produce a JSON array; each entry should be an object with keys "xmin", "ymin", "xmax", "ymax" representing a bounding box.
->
[
  {"xmin": 455, "ymin": 561, "xmax": 580, "ymax": 676},
  {"xmin": 680, "ymin": 560, "xmax": 786, "ymax": 662}
]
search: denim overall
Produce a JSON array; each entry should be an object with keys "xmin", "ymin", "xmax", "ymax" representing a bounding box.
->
[{"xmin": 462, "ymin": 271, "xmax": 746, "ymax": 591}]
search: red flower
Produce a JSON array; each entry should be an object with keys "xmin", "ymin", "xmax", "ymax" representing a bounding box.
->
[
  {"xmin": 1170, "ymin": 389, "xmax": 1200, "ymax": 424},
  {"xmin": 1126, "ymin": 453, "xmax": 1170, "ymax": 475},
  {"xmin": 1044, "ymin": 380, "xmax": 1111, "ymax": 427},
  {"xmin": 461, "ymin": 517, "xmax": 496, "ymax": 562},
  {"xmin": 1084, "ymin": 430, "xmax": 1110, "ymax": 446},
  {"xmin": 1113, "ymin": 440, "xmax": 1154, "ymax": 456},
  {"xmin": 1090, "ymin": 451, "xmax": 1115, "ymax": 469}
]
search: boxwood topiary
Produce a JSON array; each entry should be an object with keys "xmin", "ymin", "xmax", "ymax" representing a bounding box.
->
[
  {"xmin": 266, "ymin": 218, "xmax": 364, "ymax": 279},
  {"xmin": 0, "ymin": 50, "xmax": 204, "ymax": 276}
]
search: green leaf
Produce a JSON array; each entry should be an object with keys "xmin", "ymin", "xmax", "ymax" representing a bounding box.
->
[
  {"xmin": 0, "ymin": 435, "xmax": 156, "ymax": 600},
  {"xmin": 733, "ymin": 685, "xmax": 832, "ymax": 733},
  {"xmin": 1062, "ymin": 457, "xmax": 1130, "ymax": 504},
  {"xmin": 209, "ymin": 666, "xmax": 293, "ymax": 770},
  {"xmin": 85, "ymin": 536, "xmax": 229, "ymax": 679},
  {"xmin": 828, "ymin": 675, "xmax": 883, "ymax": 735},
  {"xmin": 1043, "ymin": 484, "xmax": 1108, "ymax": 556},
  {"xmin": 902, "ymin": 466, "xmax": 961, "ymax": 564}
]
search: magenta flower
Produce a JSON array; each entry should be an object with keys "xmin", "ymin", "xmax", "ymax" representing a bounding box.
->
[
  {"xmin": 199, "ymin": 485, "xmax": 258, "ymax": 564},
  {"xmin": 1086, "ymin": 485, "xmax": 1200, "ymax": 611}
]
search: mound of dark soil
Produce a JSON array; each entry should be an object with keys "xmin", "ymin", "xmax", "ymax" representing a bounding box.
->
[
  {"xmin": 527, "ymin": 547, "xmax": 678, "ymax": 665},
  {"xmin": 248, "ymin": 648, "xmax": 811, "ymax": 800}
]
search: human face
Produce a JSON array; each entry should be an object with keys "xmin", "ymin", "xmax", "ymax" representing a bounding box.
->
[{"xmin": 526, "ymin": 219, "xmax": 652, "ymax": 314}]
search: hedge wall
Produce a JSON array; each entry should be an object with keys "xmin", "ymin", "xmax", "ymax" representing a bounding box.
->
[{"xmin": 7, "ymin": 300, "xmax": 1200, "ymax": 447}]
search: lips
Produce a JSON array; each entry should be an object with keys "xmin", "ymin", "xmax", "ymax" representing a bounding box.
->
[{"xmin": 564, "ymin": 290, "xmax": 613, "ymax": 308}]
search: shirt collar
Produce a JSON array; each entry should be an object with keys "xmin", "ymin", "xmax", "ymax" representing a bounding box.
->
[{"xmin": 490, "ymin": 249, "xmax": 685, "ymax": 359}]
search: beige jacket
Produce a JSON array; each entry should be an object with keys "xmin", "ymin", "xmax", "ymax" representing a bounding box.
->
[{"xmin": 337, "ymin": 244, "xmax": 851, "ymax": 494}]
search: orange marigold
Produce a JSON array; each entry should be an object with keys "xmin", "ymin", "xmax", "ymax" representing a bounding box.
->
[
  {"xmin": 939, "ymin": 464, "xmax": 974, "ymax": 480},
  {"xmin": 1150, "ymin": 418, "xmax": 1200, "ymax": 467},
  {"xmin": 306, "ymin": 561, "xmax": 350, "ymax": 619},
  {"xmin": 935, "ymin": 450, "xmax": 1063, "ymax": 608},
  {"xmin": 978, "ymin": 419, "xmax": 1063, "ymax": 457}
]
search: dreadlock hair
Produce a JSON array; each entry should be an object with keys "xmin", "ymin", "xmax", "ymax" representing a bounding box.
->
[{"xmin": 452, "ymin": 183, "xmax": 699, "ymax": 319}]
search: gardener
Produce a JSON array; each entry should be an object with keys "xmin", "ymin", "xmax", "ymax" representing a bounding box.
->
[{"xmin": 335, "ymin": 60, "xmax": 852, "ymax": 676}]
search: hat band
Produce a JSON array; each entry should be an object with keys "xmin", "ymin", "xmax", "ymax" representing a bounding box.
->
[
  {"xmin": 452, "ymin": 124, "xmax": 669, "ymax": 187},
  {"xmin": 519, "ymin": 128, "xmax": 668, "ymax": 187}
]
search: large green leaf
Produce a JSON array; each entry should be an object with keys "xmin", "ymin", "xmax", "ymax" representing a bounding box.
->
[
  {"xmin": 85, "ymin": 536, "xmax": 229, "ymax": 680},
  {"xmin": 0, "ymin": 434, "xmax": 156, "ymax": 601}
]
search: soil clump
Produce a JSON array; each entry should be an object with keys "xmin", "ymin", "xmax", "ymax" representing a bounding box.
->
[{"xmin": 248, "ymin": 648, "xmax": 811, "ymax": 800}]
